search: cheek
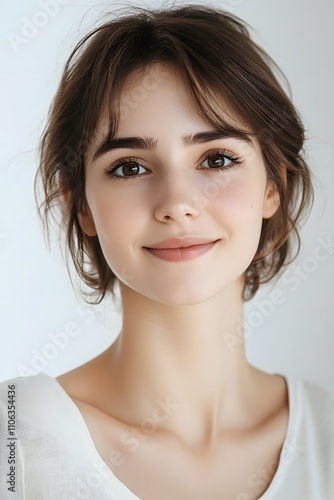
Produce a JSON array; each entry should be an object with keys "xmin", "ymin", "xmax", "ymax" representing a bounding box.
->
[
  {"xmin": 86, "ymin": 181, "xmax": 145, "ymax": 248},
  {"xmin": 209, "ymin": 174, "xmax": 266, "ymax": 261},
  {"xmin": 211, "ymin": 174, "xmax": 266, "ymax": 224}
]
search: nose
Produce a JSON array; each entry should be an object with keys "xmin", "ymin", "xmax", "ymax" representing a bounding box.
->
[{"xmin": 154, "ymin": 170, "xmax": 201, "ymax": 222}]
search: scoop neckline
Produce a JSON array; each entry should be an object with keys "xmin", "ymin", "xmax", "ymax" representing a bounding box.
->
[
  {"xmin": 39, "ymin": 372, "xmax": 296, "ymax": 500},
  {"xmin": 257, "ymin": 374, "xmax": 295, "ymax": 498},
  {"xmin": 48, "ymin": 373, "xmax": 142, "ymax": 499}
]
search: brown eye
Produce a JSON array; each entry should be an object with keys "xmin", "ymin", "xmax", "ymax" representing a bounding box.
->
[
  {"xmin": 120, "ymin": 162, "xmax": 140, "ymax": 176},
  {"xmin": 112, "ymin": 162, "xmax": 147, "ymax": 177},
  {"xmin": 203, "ymin": 154, "xmax": 232, "ymax": 169}
]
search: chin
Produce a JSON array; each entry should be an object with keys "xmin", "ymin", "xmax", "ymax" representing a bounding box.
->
[{"xmin": 144, "ymin": 278, "xmax": 239, "ymax": 307}]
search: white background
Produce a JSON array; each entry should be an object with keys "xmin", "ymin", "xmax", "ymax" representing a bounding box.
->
[{"xmin": 0, "ymin": 0, "xmax": 333, "ymax": 385}]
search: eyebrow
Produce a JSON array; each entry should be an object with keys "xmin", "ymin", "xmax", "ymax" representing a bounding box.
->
[{"xmin": 92, "ymin": 130, "xmax": 253, "ymax": 162}]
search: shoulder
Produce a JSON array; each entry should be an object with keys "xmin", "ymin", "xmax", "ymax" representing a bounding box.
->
[
  {"xmin": 55, "ymin": 349, "xmax": 112, "ymax": 403},
  {"xmin": 254, "ymin": 377, "xmax": 334, "ymax": 498},
  {"xmin": 0, "ymin": 373, "xmax": 49, "ymax": 404},
  {"xmin": 294, "ymin": 378, "xmax": 334, "ymax": 415},
  {"xmin": 0, "ymin": 374, "xmax": 119, "ymax": 499},
  {"xmin": 288, "ymin": 378, "xmax": 334, "ymax": 460},
  {"xmin": 0, "ymin": 372, "xmax": 89, "ymax": 458},
  {"xmin": 0, "ymin": 373, "xmax": 76, "ymax": 430},
  {"xmin": 0, "ymin": 373, "xmax": 58, "ymax": 402}
]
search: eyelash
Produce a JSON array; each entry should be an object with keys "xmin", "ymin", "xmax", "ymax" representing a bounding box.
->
[{"xmin": 103, "ymin": 149, "xmax": 243, "ymax": 181}]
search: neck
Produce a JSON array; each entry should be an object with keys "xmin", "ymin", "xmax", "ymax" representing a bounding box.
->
[{"xmin": 105, "ymin": 278, "xmax": 260, "ymax": 449}]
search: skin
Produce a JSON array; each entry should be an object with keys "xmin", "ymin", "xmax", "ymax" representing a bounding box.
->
[{"xmin": 57, "ymin": 63, "xmax": 289, "ymax": 499}]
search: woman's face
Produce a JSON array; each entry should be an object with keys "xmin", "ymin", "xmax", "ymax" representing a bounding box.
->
[{"xmin": 82, "ymin": 63, "xmax": 279, "ymax": 306}]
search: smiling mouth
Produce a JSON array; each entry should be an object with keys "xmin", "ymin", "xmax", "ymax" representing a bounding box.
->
[{"xmin": 143, "ymin": 240, "xmax": 220, "ymax": 262}]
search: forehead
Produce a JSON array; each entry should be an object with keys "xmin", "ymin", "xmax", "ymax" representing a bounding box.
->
[{"xmin": 96, "ymin": 62, "xmax": 249, "ymax": 138}]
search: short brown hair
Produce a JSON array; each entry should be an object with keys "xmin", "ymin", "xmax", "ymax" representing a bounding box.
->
[{"xmin": 34, "ymin": 3, "xmax": 313, "ymax": 303}]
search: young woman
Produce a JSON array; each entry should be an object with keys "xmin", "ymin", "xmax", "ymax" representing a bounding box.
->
[{"xmin": 1, "ymin": 4, "xmax": 333, "ymax": 499}]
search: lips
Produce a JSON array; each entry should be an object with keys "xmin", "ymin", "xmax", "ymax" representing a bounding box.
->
[
  {"xmin": 143, "ymin": 238, "xmax": 220, "ymax": 262},
  {"xmin": 145, "ymin": 237, "xmax": 218, "ymax": 249}
]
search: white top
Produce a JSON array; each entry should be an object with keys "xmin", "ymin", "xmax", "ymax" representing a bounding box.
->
[{"xmin": 0, "ymin": 373, "xmax": 334, "ymax": 499}]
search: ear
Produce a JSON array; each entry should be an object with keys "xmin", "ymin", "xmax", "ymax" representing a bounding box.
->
[
  {"xmin": 77, "ymin": 201, "xmax": 97, "ymax": 237},
  {"xmin": 62, "ymin": 187, "xmax": 97, "ymax": 237},
  {"xmin": 262, "ymin": 180, "xmax": 280, "ymax": 219}
]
